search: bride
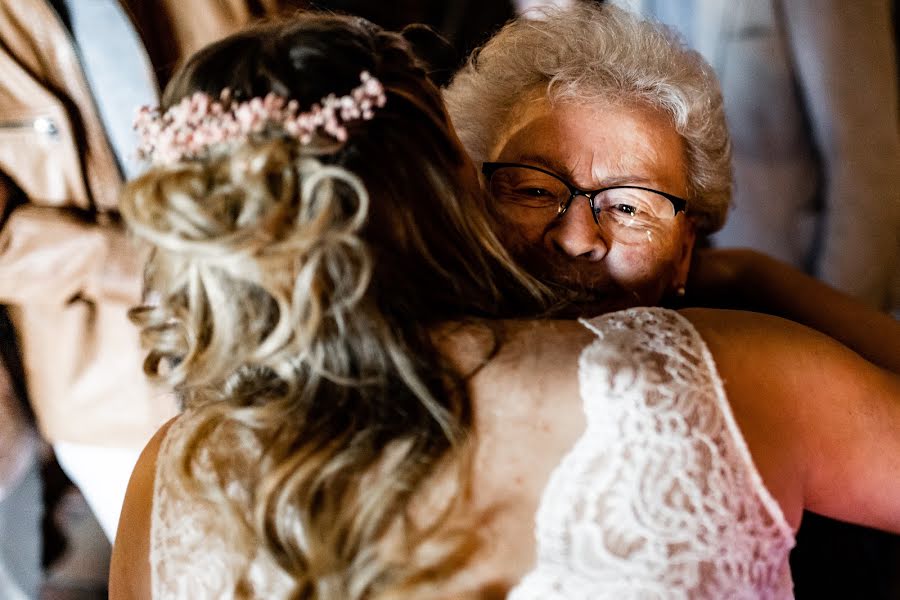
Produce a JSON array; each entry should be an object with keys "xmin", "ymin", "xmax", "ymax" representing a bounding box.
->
[{"xmin": 109, "ymin": 13, "xmax": 900, "ymax": 599}]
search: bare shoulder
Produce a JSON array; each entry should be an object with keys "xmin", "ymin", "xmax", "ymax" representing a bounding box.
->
[
  {"xmin": 498, "ymin": 319, "xmax": 599, "ymax": 364},
  {"xmin": 469, "ymin": 319, "xmax": 596, "ymax": 430},
  {"xmin": 481, "ymin": 319, "xmax": 598, "ymax": 390},
  {"xmin": 679, "ymin": 306, "xmax": 810, "ymax": 338},
  {"xmin": 438, "ymin": 318, "xmax": 595, "ymax": 431},
  {"xmin": 676, "ymin": 305, "xmax": 893, "ymax": 430},
  {"xmin": 677, "ymin": 307, "xmax": 872, "ymax": 366},
  {"xmin": 437, "ymin": 319, "xmax": 596, "ymax": 377},
  {"xmin": 109, "ymin": 418, "xmax": 177, "ymax": 600},
  {"xmin": 678, "ymin": 308, "xmax": 900, "ymax": 532}
]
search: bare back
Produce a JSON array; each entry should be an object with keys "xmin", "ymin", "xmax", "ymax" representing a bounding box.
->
[
  {"xmin": 433, "ymin": 319, "xmax": 596, "ymax": 594},
  {"xmin": 437, "ymin": 310, "xmax": 798, "ymax": 598},
  {"xmin": 114, "ymin": 308, "xmax": 900, "ymax": 599}
]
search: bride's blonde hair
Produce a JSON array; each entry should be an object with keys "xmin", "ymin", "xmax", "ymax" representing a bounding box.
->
[{"xmin": 123, "ymin": 14, "xmax": 548, "ymax": 599}]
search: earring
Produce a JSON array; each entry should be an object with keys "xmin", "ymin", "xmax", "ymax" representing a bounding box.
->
[{"xmin": 676, "ymin": 285, "xmax": 686, "ymax": 297}]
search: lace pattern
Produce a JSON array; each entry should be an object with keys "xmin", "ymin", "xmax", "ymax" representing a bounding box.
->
[
  {"xmin": 150, "ymin": 307, "xmax": 795, "ymax": 598},
  {"xmin": 508, "ymin": 307, "xmax": 795, "ymax": 599},
  {"xmin": 150, "ymin": 414, "xmax": 294, "ymax": 599}
]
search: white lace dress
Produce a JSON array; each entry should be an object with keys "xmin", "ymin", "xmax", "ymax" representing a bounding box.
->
[{"xmin": 150, "ymin": 307, "xmax": 796, "ymax": 599}]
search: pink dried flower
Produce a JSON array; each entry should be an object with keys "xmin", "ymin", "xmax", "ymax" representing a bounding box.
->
[{"xmin": 134, "ymin": 71, "xmax": 387, "ymax": 165}]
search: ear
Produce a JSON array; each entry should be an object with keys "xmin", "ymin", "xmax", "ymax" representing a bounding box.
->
[{"xmin": 674, "ymin": 218, "xmax": 697, "ymax": 291}]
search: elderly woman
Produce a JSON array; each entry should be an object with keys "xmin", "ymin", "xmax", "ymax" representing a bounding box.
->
[{"xmin": 444, "ymin": 3, "xmax": 900, "ymax": 372}]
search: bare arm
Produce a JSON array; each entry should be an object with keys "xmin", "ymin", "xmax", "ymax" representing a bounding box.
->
[
  {"xmin": 683, "ymin": 308, "xmax": 900, "ymax": 533},
  {"xmin": 109, "ymin": 419, "xmax": 174, "ymax": 600},
  {"xmin": 687, "ymin": 248, "xmax": 900, "ymax": 373}
]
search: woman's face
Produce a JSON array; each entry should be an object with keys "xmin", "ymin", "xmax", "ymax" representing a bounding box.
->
[{"xmin": 486, "ymin": 97, "xmax": 696, "ymax": 313}]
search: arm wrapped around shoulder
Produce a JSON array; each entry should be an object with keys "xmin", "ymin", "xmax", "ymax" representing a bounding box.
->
[{"xmin": 682, "ymin": 307, "xmax": 900, "ymax": 534}]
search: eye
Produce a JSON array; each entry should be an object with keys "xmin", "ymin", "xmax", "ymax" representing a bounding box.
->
[
  {"xmin": 611, "ymin": 203, "xmax": 638, "ymax": 216},
  {"xmin": 596, "ymin": 188, "xmax": 668, "ymax": 220},
  {"xmin": 488, "ymin": 166, "xmax": 567, "ymax": 208},
  {"xmin": 516, "ymin": 186, "xmax": 554, "ymax": 198}
]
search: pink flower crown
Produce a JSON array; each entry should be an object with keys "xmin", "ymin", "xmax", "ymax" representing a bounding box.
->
[{"xmin": 134, "ymin": 71, "xmax": 387, "ymax": 165}]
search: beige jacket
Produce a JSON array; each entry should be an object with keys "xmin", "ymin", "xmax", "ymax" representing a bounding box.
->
[{"xmin": 0, "ymin": 0, "xmax": 306, "ymax": 446}]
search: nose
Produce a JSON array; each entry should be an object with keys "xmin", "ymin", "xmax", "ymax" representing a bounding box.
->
[{"xmin": 546, "ymin": 194, "xmax": 609, "ymax": 260}]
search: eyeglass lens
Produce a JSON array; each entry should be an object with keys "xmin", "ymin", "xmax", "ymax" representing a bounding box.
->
[{"xmin": 488, "ymin": 165, "xmax": 678, "ymax": 244}]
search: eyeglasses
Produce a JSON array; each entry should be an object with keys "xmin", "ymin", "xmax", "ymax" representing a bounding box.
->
[{"xmin": 482, "ymin": 162, "xmax": 688, "ymax": 244}]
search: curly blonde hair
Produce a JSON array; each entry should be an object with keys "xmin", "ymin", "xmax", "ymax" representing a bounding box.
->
[
  {"xmin": 445, "ymin": 3, "xmax": 732, "ymax": 234},
  {"xmin": 123, "ymin": 15, "xmax": 549, "ymax": 599}
]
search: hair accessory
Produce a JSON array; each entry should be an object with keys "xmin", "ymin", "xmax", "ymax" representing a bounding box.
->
[{"xmin": 134, "ymin": 71, "xmax": 387, "ymax": 165}]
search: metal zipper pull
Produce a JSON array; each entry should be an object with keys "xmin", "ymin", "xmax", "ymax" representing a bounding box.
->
[{"xmin": 0, "ymin": 117, "xmax": 60, "ymax": 139}]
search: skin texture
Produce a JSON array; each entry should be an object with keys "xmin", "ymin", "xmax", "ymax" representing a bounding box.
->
[
  {"xmin": 111, "ymin": 313, "xmax": 900, "ymax": 598},
  {"xmin": 490, "ymin": 97, "xmax": 696, "ymax": 314}
]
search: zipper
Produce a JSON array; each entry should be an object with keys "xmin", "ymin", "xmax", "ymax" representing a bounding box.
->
[{"xmin": 0, "ymin": 117, "xmax": 60, "ymax": 138}]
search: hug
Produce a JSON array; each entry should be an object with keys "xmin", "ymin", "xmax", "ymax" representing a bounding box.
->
[{"xmin": 0, "ymin": 2, "xmax": 896, "ymax": 599}]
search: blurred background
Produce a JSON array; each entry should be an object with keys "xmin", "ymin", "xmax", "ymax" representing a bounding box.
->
[{"xmin": 1, "ymin": 1, "xmax": 896, "ymax": 598}]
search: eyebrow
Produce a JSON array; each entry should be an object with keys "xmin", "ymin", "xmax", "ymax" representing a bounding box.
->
[
  {"xmin": 512, "ymin": 154, "xmax": 659, "ymax": 190},
  {"xmin": 597, "ymin": 174, "xmax": 659, "ymax": 188},
  {"xmin": 514, "ymin": 153, "xmax": 567, "ymax": 173}
]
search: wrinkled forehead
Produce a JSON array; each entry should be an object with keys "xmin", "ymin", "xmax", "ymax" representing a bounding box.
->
[{"xmin": 489, "ymin": 91, "xmax": 688, "ymax": 194}]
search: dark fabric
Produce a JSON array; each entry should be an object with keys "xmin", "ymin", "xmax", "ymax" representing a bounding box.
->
[
  {"xmin": 0, "ymin": 175, "xmax": 32, "ymax": 423},
  {"xmin": 0, "ymin": 308, "xmax": 30, "ymax": 423},
  {"xmin": 307, "ymin": 0, "xmax": 515, "ymax": 72},
  {"xmin": 791, "ymin": 512, "xmax": 900, "ymax": 600}
]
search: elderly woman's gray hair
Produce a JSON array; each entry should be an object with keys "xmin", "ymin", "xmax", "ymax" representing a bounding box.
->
[{"xmin": 445, "ymin": 3, "xmax": 732, "ymax": 234}]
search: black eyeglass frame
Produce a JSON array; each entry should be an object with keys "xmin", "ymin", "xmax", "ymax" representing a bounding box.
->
[{"xmin": 482, "ymin": 162, "xmax": 688, "ymax": 222}]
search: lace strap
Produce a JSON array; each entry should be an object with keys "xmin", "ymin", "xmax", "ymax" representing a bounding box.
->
[
  {"xmin": 509, "ymin": 307, "xmax": 795, "ymax": 598},
  {"xmin": 150, "ymin": 415, "xmax": 239, "ymax": 599},
  {"xmin": 577, "ymin": 307, "xmax": 792, "ymax": 540},
  {"xmin": 151, "ymin": 412, "xmax": 297, "ymax": 598}
]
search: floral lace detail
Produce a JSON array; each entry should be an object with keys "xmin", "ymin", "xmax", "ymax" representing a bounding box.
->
[
  {"xmin": 508, "ymin": 307, "xmax": 795, "ymax": 600},
  {"xmin": 150, "ymin": 414, "xmax": 294, "ymax": 599},
  {"xmin": 150, "ymin": 307, "xmax": 795, "ymax": 598}
]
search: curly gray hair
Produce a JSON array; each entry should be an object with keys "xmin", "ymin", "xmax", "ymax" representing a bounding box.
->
[{"xmin": 445, "ymin": 3, "xmax": 731, "ymax": 233}]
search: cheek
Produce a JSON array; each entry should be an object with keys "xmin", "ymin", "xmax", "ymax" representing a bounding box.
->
[{"xmin": 605, "ymin": 240, "xmax": 680, "ymax": 287}]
